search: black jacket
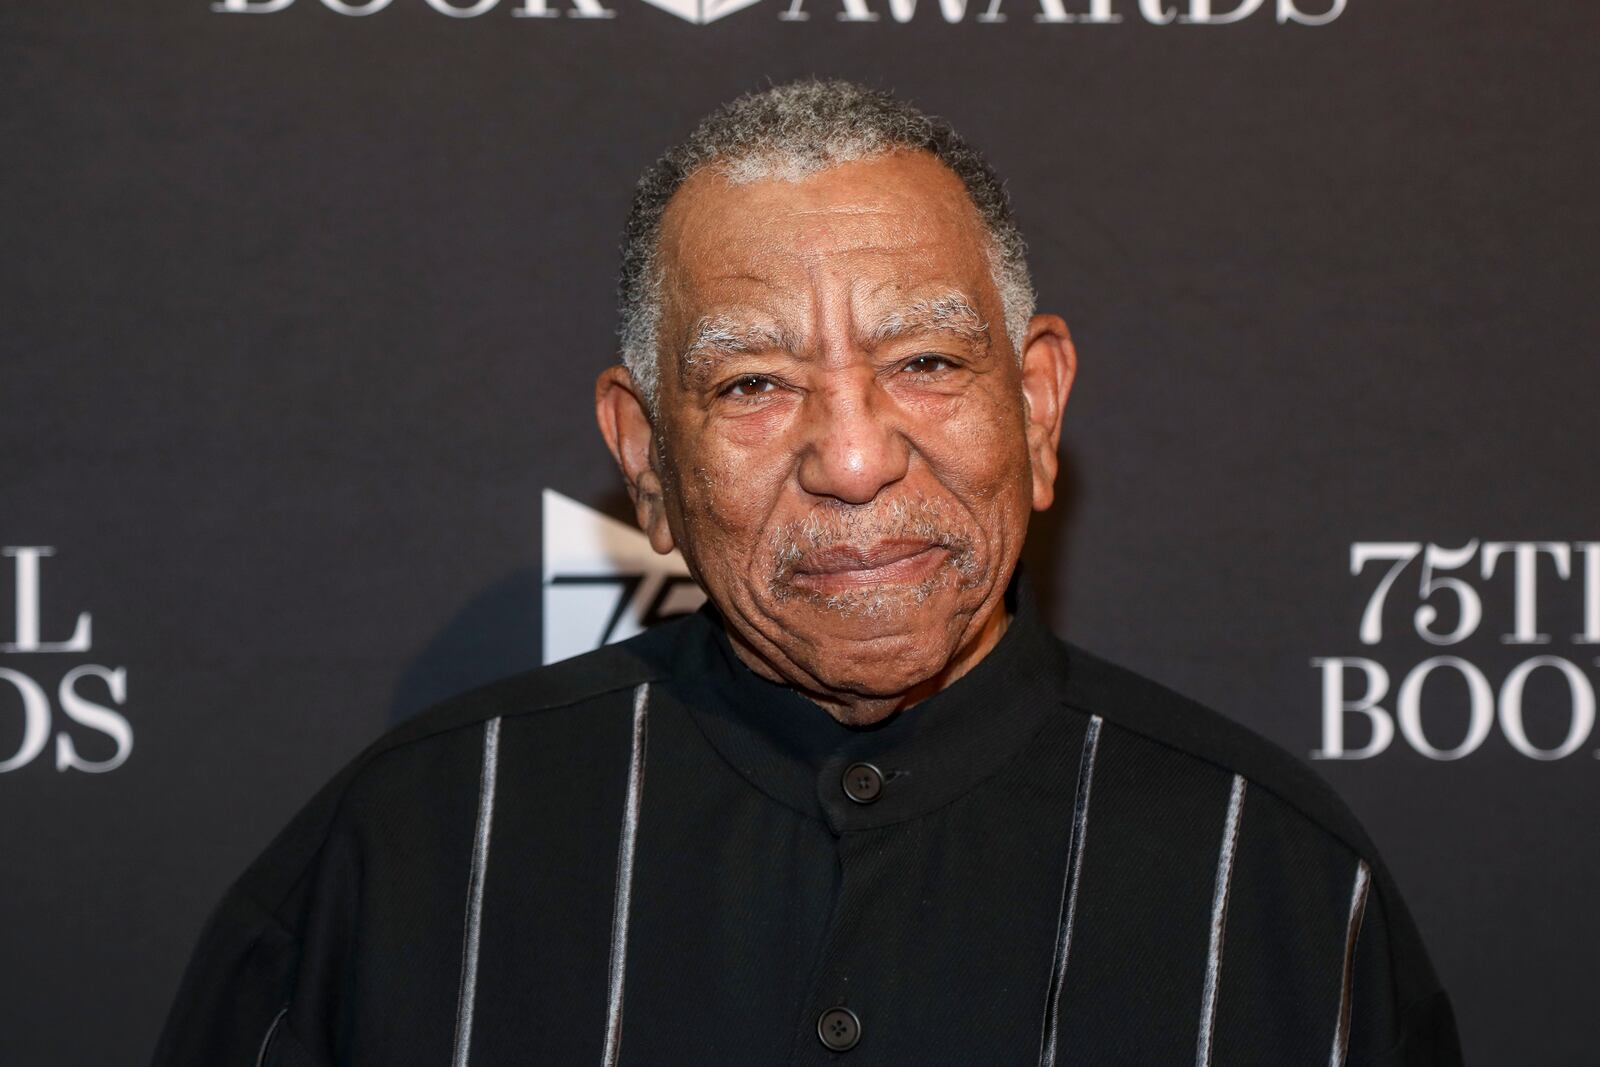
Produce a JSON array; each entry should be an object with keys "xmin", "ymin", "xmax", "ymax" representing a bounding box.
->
[{"xmin": 153, "ymin": 586, "xmax": 1461, "ymax": 1065}]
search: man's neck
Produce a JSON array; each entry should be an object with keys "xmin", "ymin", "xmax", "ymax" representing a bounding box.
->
[{"xmin": 724, "ymin": 602, "xmax": 1013, "ymax": 727}]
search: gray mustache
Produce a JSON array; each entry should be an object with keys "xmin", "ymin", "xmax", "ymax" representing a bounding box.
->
[{"xmin": 769, "ymin": 499, "xmax": 974, "ymax": 575}]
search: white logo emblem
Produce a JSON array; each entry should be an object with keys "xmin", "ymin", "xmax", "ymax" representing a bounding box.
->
[
  {"xmin": 640, "ymin": 0, "xmax": 760, "ymax": 21},
  {"xmin": 541, "ymin": 489, "xmax": 706, "ymax": 664}
]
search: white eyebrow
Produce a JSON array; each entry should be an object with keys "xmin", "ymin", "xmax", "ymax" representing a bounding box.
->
[
  {"xmin": 865, "ymin": 293, "xmax": 991, "ymax": 350},
  {"xmin": 679, "ymin": 315, "xmax": 797, "ymax": 372},
  {"xmin": 676, "ymin": 292, "xmax": 989, "ymax": 385}
]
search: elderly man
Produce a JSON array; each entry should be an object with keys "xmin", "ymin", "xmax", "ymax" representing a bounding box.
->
[{"xmin": 155, "ymin": 81, "xmax": 1461, "ymax": 1066}]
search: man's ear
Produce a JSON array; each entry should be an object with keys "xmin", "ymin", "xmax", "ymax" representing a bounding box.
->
[
  {"xmin": 595, "ymin": 365, "xmax": 677, "ymax": 555},
  {"xmin": 1017, "ymin": 314, "xmax": 1078, "ymax": 512}
]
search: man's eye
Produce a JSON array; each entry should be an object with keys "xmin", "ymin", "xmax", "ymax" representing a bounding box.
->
[
  {"xmin": 903, "ymin": 354, "xmax": 956, "ymax": 375},
  {"xmin": 723, "ymin": 375, "xmax": 778, "ymax": 398}
]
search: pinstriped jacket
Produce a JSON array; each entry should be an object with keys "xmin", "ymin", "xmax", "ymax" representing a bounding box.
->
[{"xmin": 152, "ymin": 584, "xmax": 1462, "ymax": 1066}]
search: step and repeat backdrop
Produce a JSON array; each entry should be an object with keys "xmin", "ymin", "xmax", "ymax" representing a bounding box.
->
[{"xmin": 2, "ymin": 1, "xmax": 1596, "ymax": 1062}]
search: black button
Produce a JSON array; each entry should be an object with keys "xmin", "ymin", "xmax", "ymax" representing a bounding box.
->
[
  {"xmin": 841, "ymin": 762, "xmax": 884, "ymax": 804},
  {"xmin": 816, "ymin": 1006, "xmax": 861, "ymax": 1051}
]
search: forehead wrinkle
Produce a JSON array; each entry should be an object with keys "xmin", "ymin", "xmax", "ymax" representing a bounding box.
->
[{"xmin": 702, "ymin": 272, "xmax": 780, "ymax": 290}]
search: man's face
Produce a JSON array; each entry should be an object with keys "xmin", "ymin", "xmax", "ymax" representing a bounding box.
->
[{"xmin": 599, "ymin": 151, "xmax": 1074, "ymax": 722}]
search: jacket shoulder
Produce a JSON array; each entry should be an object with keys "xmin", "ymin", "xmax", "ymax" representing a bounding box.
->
[
  {"xmin": 375, "ymin": 617, "xmax": 683, "ymax": 755},
  {"xmin": 1056, "ymin": 638, "xmax": 1451, "ymax": 1033},
  {"xmin": 153, "ymin": 618, "xmax": 703, "ymax": 1066},
  {"xmin": 1057, "ymin": 639, "xmax": 1383, "ymax": 863},
  {"xmin": 232, "ymin": 615, "xmax": 696, "ymax": 923}
]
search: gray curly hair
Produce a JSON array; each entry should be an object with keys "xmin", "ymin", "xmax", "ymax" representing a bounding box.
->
[{"xmin": 616, "ymin": 79, "xmax": 1036, "ymax": 410}]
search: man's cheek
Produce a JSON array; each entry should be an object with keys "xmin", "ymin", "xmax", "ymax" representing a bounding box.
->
[
  {"xmin": 683, "ymin": 470, "xmax": 769, "ymax": 547},
  {"xmin": 717, "ymin": 404, "xmax": 797, "ymax": 448},
  {"xmin": 946, "ymin": 404, "xmax": 1033, "ymax": 490},
  {"xmin": 914, "ymin": 434, "xmax": 1014, "ymax": 503}
]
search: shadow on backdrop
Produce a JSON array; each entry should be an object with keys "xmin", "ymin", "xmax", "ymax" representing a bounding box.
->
[
  {"xmin": 388, "ymin": 566, "xmax": 542, "ymax": 726},
  {"xmin": 1019, "ymin": 445, "xmax": 1082, "ymax": 624},
  {"xmin": 388, "ymin": 484, "xmax": 639, "ymax": 725}
]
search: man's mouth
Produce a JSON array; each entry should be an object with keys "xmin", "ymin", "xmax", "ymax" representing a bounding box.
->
[{"xmin": 789, "ymin": 540, "xmax": 950, "ymax": 595}]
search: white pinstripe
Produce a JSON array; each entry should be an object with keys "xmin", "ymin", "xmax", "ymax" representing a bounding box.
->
[
  {"xmin": 1329, "ymin": 860, "xmax": 1373, "ymax": 1067},
  {"xmin": 255, "ymin": 1005, "xmax": 287, "ymax": 1067},
  {"xmin": 1038, "ymin": 714, "xmax": 1104, "ymax": 1067},
  {"xmin": 451, "ymin": 716, "xmax": 503, "ymax": 1067},
  {"xmin": 602, "ymin": 683, "xmax": 651, "ymax": 1067},
  {"xmin": 1196, "ymin": 774, "xmax": 1248, "ymax": 1067}
]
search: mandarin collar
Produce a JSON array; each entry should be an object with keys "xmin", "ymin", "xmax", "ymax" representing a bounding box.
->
[{"xmin": 675, "ymin": 571, "xmax": 1071, "ymax": 833}]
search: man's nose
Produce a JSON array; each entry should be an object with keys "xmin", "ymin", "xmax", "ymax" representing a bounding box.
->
[{"xmin": 795, "ymin": 375, "xmax": 910, "ymax": 506}]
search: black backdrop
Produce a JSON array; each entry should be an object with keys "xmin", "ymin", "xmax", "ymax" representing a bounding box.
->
[{"xmin": 3, "ymin": 2, "xmax": 1598, "ymax": 1063}]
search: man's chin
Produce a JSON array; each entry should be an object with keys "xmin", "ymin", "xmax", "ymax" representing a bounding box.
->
[
  {"xmin": 771, "ymin": 590, "xmax": 970, "ymax": 693},
  {"xmin": 774, "ymin": 555, "xmax": 970, "ymax": 623},
  {"xmin": 779, "ymin": 582, "xmax": 954, "ymax": 636}
]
